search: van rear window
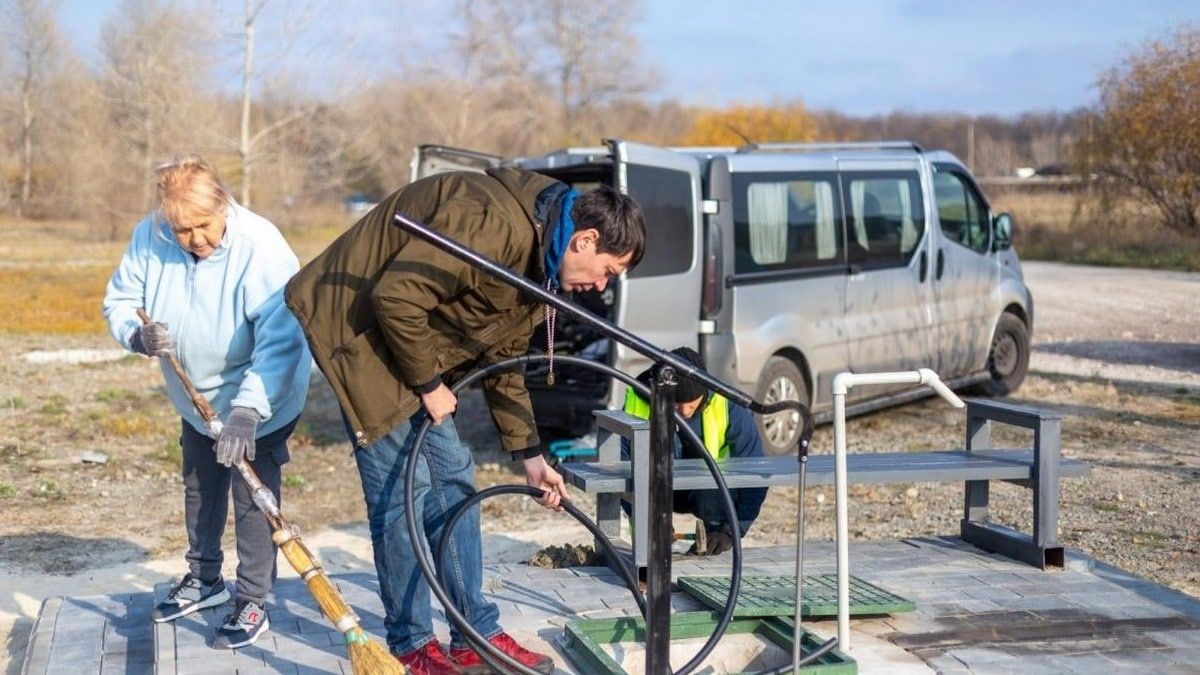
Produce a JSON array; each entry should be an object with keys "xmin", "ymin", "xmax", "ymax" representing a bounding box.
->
[
  {"xmin": 733, "ymin": 172, "xmax": 844, "ymax": 274},
  {"xmin": 626, "ymin": 165, "xmax": 695, "ymax": 278}
]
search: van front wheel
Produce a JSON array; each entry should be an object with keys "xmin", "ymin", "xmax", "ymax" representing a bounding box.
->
[
  {"xmin": 755, "ymin": 356, "xmax": 811, "ymax": 456},
  {"xmin": 978, "ymin": 312, "xmax": 1030, "ymax": 396}
]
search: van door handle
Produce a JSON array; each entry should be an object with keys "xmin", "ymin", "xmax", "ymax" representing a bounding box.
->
[
  {"xmin": 918, "ymin": 251, "xmax": 928, "ymax": 282},
  {"xmin": 935, "ymin": 249, "xmax": 945, "ymax": 280}
]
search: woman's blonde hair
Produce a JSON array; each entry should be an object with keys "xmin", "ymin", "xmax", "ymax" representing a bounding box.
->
[{"xmin": 155, "ymin": 155, "xmax": 231, "ymax": 229}]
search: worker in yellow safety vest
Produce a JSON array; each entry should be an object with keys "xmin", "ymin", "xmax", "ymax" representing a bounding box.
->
[{"xmin": 621, "ymin": 347, "xmax": 768, "ymax": 555}]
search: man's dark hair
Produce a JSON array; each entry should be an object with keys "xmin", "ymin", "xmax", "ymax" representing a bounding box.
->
[{"xmin": 571, "ymin": 185, "xmax": 646, "ymax": 268}]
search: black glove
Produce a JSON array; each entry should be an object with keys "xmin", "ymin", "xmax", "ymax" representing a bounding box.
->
[
  {"xmin": 216, "ymin": 407, "xmax": 260, "ymax": 467},
  {"xmin": 131, "ymin": 321, "xmax": 174, "ymax": 356}
]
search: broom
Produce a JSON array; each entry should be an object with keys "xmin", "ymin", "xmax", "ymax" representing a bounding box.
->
[{"xmin": 137, "ymin": 309, "xmax": 401, "ymax": 674}]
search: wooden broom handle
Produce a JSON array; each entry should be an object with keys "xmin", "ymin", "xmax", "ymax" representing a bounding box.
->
[{"xmin": 136, "ymin": 308, "xmax": 220, "ymax": 425}]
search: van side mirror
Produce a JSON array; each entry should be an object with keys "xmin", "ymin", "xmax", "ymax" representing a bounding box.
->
[{"xmin": 993, "ymin": 212, "xmax": 1014, "ymax": 250}]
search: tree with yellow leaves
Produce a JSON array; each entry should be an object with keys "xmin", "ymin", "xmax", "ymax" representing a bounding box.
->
[{"xmin": 681, "ymin": 103, "xmax": 817, "ymax": 146}]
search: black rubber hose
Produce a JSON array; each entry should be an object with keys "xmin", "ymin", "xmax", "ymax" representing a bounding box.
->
[
  {"xmin": 405, "ymin": 355, "xmax": 743, "ymax": 675},
  {"xmin": 436, "ymin": 484, "xmax": 646, "ymax": 619}
]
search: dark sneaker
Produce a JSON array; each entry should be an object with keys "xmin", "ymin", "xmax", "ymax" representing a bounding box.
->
[
  {"xmin": 396, "ymin": 641, "xmax": 462, "ymax": 675},
  {"xmin": 151, "ymin": 574, "xmax": 230, "ymax": 623},
  {"xmin": 449, "ymin": 632, "xmax": 554, "ymax": 675},
  {"xmin": 211, "ymin": 599, "xmax": 270, "ymax": 649}
]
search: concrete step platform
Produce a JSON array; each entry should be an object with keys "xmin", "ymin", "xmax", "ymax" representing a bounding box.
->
[{"xmin": 21, "ymin": 537, "xmax": 1200, "ymax": 674}]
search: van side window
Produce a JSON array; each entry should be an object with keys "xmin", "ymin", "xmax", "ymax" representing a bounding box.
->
[
  {"xmin": 844, "ymin": 172, "xmax": 925, "ymax": 269},
  {"xmin": 933, "ymin": 167, "xmax": 990, "ymax": 254},
  {"xmin": 626, "ymin": 165, "xmax": 695, "ymax": 278},
  {"xmin": 733, "ymin": 173, "xmax": 842, "ymax": 273}
]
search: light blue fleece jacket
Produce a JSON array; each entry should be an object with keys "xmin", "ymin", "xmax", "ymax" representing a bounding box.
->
[{"xmin": 103, "ymin": 201, "xmax": 311, "ymax": 438}]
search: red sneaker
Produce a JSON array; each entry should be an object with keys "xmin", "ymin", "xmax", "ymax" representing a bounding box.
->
[
  {"xmin": 448, "ymin": 632, "xmax": 554, "ymax": 674},
  {"xmin": 396, "ymin": 641, "xmax": 462, "ymax": 675}
]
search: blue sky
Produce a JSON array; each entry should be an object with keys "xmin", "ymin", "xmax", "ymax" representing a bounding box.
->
[{"xmin": 58, "ymin": 0, "xmax": 1199, "ymax": 116}]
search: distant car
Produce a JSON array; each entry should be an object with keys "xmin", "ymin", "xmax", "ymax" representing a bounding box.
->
[
  {"xmin": 344, "ymin": 193, "xmax": 376, "ymax": 215},
  {"xmin": 411, "ymin": 141, "xmax": 1032, "ymax": 455}
]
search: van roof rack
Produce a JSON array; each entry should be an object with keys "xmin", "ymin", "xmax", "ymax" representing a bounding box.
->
[{"xmin": 738, "ymin": 141, "xmax": 924, "ymax": 153}]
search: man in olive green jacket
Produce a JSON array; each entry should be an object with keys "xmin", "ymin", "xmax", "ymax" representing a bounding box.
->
[{"xmin": 285, "ymin": 167, "xmax": 644, "ymax": 674}]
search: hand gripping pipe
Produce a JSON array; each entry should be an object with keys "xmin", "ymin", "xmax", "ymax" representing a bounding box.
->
[
  {"xmin": 830, "ymin": 369, "xmax": 965, "ymax": 650},
  {"xmin": 393, "ymin": 212, "xmax": 834, "ymax": 674}
]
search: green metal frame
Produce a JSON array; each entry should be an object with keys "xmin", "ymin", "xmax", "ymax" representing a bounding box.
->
[
  {"xmin": 562, "ymin": 611, "xmax": 857, "ymax": 674},
  {"xmin": 677, "ymin": 575, "xmax": 916, "ymax": 618}
]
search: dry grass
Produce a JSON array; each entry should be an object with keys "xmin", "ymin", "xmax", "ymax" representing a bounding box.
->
[
  {"xmin": 0, "ymin": 265, "xmax": 115, "ymax": 334},
  {"xmin": 990, "ymin": 189, "xmax": 1200, "ymax": 271},
  {"xmin": 0, "ymin": 210, "xmax": 348, "ymax": 335},
  {"xmin": 3, "ymin": 192, "xmax": 1197, "ymax": 338}
]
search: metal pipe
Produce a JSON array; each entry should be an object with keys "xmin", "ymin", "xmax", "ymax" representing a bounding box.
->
[
  {"xmin": 830, "ymin": 368, "xmax": 966, "ymax": 651},
  {"xmin": 792, "ymin": 452, "xmax": 808, "ymax": 670},
  {"xmin": 647, "ymin": 366, "xmax": 677, "ymax": 675},
  {"xmin": 832, "ymin": 383, "xmax": 851, "ymax": 650}
]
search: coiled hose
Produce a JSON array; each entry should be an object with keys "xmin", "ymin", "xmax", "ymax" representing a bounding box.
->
[{"xmin": 405, "ymin": 355, "xmax": 832, "ymax": 674}]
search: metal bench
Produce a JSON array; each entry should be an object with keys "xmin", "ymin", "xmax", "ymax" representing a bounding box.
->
[{"xmin": 559, "ymin": 399, "xmax": 1089, "ymax": 570}]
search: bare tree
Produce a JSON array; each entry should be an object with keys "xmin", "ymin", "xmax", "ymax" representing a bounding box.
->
[
  {"xmin": 2, "ymin": 0, "xmax": 62, "ymax": 217},
  {"xmin": 535, "ymin": 0, "xmax": 655, "ymax": 144},
  {"xmin": 101, "ymin": 0, "xmax": 214, "ymax": 216},
  {"xmin": 201, "ymin": 0, "xmax": 368, "ymax": 209}
]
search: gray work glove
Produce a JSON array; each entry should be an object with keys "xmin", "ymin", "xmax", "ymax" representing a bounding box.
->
[
  {"xmin": 131, "ymin": 321, "xmax": 174, "ymax": 356},
  {"xmin": 216, "ymin": 407, "xmax": 260, "ymax": 467}
]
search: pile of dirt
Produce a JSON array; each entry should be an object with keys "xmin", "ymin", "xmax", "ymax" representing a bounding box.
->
[{"xmin": 526, "ymin": 543, "xmax": 600, "ymax": 569}]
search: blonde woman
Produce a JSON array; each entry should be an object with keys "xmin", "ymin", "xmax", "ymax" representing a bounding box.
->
[{"xmin": 103, "ymin": 156, "xmax": 311, "ymax": 649}]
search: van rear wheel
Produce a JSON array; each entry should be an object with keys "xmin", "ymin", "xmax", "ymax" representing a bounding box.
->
[
  {"xmin": 754, "ymin": 356, "xmax": 811, "ymax": 456},
  {"xmin": 977, "ymin": 312, "xmax": 1030, "ymax": 396}
]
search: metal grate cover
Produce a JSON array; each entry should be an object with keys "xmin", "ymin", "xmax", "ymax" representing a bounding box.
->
[
  {"xmin": 678, "ymin": 574, "xmax": 916, "ymax": 618},
  {"xmin": 563, "ymin": 611, "xmax": 857, "ymax": 674}
]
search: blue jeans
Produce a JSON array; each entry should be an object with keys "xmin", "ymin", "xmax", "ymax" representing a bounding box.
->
[{"xmin": 352, "ymin": 412, "xmax": 501, "ymax": 655}]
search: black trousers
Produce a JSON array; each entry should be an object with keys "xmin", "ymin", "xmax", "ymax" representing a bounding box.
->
[{"xmin": 179, "ymin": 417, "xmax": 296, "ymax": 604}]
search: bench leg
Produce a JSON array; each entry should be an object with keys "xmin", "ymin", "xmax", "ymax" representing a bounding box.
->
[
  {"xmin": 962, "ymin": 411, "xmax": 992, "ymax": 525},
  {"xmin": 960, "ymin": 405, "xmax": 1065, "ymax": 569},
  {"xmin": 1033, "ymin": 416, "xmax": 1063, "ymax": 566}
]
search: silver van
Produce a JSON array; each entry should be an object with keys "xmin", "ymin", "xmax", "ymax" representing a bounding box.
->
[{"xmin": 412, "ymin": 141, "xmax": 1033, "ymax": 454}]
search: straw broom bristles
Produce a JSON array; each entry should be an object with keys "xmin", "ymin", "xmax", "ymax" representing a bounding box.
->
[{"xmin": 274, "ymin": 528, "xmax": 402, "ymax": 674}]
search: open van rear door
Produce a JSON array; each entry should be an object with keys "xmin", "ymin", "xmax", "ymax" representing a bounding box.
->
[
  {"xmin": 410, "ymin": 144, "xmax": 502, "ymax": 181},
  {"xmin": 609, "ymin": 140, "xmax": 704, "ymax": 397}
]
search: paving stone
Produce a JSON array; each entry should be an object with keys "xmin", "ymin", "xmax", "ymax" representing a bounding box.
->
[
  {"xmin": 47, "ymin": 634, "xmax": 104, "ymax": 665},
  {"xmin": 926, "ymin": 599, "xmax": 1007, "ymax": 616},
  {"xmin": 922, "ymin": 653, "xmax": 970, "ymax": 673},
  {"xmin": 46, "ymin": 661, "xmax": 101, "ymax": 675},
  {"xmin": 103, "ymin": 634, "xmax": 155, "ymax": 660},
  {"xmin": 99, "ymin": 654, "xmax": 156, "ymax": 675},
  {"xmin": 990, "ymin": 594, "xmax": 1080, "ymax": 613},
  {"xmin": 153, "ymin": 619, "xmax": 176, "ymax": 670},
  {"xmin": 176, "ymin": 653, "xmax": 260, "ymax": 675},
  {"xmin": 960, "ymin": 585, "xmax": 1025, "ymax": 601},
  {"xmin": 1145, "ymin": 629, "xmax": 1200, "ymax": 649}
]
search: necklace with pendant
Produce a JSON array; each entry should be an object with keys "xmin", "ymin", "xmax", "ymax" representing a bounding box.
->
[{"xmin": 544, "ymin": 279, "xmax": 557, "ymax": 386}]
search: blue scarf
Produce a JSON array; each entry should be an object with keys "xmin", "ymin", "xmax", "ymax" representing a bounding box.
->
[{"xmin": 543, "ymin": 189, "xmax": 579, "ymax": 290}]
